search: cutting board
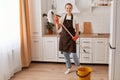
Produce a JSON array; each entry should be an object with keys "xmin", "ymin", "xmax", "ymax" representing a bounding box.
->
[{"xmin": 83, "ymin": 22, "xmax": 91, "ymax": 34}]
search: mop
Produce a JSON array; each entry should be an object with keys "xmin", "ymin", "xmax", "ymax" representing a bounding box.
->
[{"xmin": 47, "ymin": 10, "xmax": 86, "ymax": 53}]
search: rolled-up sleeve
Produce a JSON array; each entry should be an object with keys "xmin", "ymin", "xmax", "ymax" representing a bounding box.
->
[{"xmin": 73, "ymin": 15, "xmax": 79, "ymax": 29}]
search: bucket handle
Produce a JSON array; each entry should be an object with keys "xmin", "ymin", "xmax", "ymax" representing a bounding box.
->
[{"xmin": 76, "ymin": 71, "xmax": 91, "ymax": 78}]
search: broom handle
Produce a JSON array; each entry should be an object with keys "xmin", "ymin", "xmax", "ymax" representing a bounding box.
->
[{"xmin": 60, "ymin": 23, "xmax": 87, "ymax": 53}]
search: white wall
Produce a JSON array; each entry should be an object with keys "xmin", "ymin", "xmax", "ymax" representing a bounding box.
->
[{"xmin": 77, "ymin": 0, "xmax": 110, "ymax": 33}]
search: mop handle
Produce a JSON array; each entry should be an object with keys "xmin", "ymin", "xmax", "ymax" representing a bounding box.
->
[
  {"xmin": 76, "ymin": 42, "xmax": 87, "ymax": 53},
  {"xmin": 60, "ymin": 23, "xmax": 87, "ymax": 53},
  {"xmin": 60, "ymin": 23, "xmax": 74, "ymax": 38}
]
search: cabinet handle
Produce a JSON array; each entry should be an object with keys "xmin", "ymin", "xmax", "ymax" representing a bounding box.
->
[
  {"xmin": 47, "ymin": 41, "xmax": 53, "ymax": 42},
  {"xmin": 84, "ymin": 52, "xmax": 90, "ymax": 54},
  {"xmin": 33, "ymin": 41, "xmax": 39, "ymax": 43},
  {"xmin": 83, "ymin": 41, "xmax": 90, "ymax": 43},
  {"xmin": 83, "ymin": 57, "xmax": 89, "ymax": 58},
  {"xmin": 97, "ymin": 41, "xmax": 104, "ymax": 43},
  {"xmin": 33, "ymin": 32, "xmax": 39, "ymax": 34},
  {"xmin": 84, "ymin": 46, "xmax": 90, "ymax": 49}
]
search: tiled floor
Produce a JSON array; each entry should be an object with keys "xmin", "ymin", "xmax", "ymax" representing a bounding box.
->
[{"xmin": 10, "ymin": 62, "xmax": 108, "ymax": 80}]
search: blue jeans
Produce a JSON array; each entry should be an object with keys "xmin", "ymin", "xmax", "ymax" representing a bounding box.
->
[{"xmin": 63, "ymin": 52, "xmax": 80, "ymax": 69}]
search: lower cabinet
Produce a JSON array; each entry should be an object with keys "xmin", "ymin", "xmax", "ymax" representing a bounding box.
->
[
  {"xmin": 93, "ymin": 38, "xmax": 109, "ymax": 64},
  {"xmin": 80, "ymin": 38, "xmax": 109, "ymax": 64},
  {"xmin": 31, "ymin": 37, "xmax": 43, "ymax": 61},
  {"xmin": 80, "ymin": 38, "xmax": 93, "ymax": 63},
  {"xmin": 42, "ymin": 37, "xmax": 57, "ymax": 62},
  {"xmin": 31, "ymin": 36, "xmax": 109, "ymax": 64}
]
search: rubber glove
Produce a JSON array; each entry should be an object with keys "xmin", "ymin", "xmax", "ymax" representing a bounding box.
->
[
  {"xmin": 72, "ymin": 35, "xmax": 79, "ymax": 41},
  {"xmin": 55, "ymin": 15, "xmax": 59, "ymax": 25}
]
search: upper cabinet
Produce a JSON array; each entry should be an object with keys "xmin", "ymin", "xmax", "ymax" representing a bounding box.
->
[{"xmin": 29, "ymin": 0, "xmax": 42, "ymax": 37}]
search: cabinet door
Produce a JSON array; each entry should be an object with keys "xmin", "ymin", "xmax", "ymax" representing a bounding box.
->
[
  {"xmin": 29, "ymin": 0, "xmax": 42, "ymax": 37},
  {"xmin": 93, "ymin": 38, "xmax": 109, "ymax": 64},
  {"xmin": 80, "ymin": 38, "xmax": 93, "ymax": 63},
  {"xmin": 43, "ymin": 37, "xmax": 57, "ymax": 62},
  {"xmin": 31, "ymin": 38, "xmax": 42, "ymax": 61}
]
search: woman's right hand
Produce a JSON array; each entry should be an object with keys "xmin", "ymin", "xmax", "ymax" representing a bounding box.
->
[{"xmin": 54, "ymin": 15, "xmax": 59, "ymax": 24}]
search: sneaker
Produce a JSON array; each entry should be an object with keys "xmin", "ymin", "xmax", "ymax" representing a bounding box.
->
[{"xmin": 65, "ymin": 68, "xmax": 71, "ymax": 74}]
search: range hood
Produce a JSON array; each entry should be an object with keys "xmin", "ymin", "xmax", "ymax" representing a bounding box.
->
[{"xmin": 56, "ymin": 0, "xmax": 80, "ymax": 14}]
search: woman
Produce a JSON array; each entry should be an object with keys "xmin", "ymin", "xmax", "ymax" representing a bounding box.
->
[{"xmin": 56, "ymin": 3, "xmax": 80, "ymax": 74}]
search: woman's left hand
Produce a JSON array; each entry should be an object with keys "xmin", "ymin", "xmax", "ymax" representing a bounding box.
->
[{"xmin": 72, "ymin": 35, "xmax": 79, "ymax": 41}]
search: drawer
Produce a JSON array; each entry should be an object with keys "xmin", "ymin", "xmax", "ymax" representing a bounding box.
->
[
  {"xmin": 80, "ymin": 53, "xmax": 92, "ymax": 63},
  {"xmin": 81, "ymin": 42, "xmax": 91, "ymax": 47},
  {"xmin": 80, "ymin": 40, "xmax": 92, "ymax": 47},
  {"xmin": 80, "ymin": 38, "xmax": 92, "ymax": 44}
]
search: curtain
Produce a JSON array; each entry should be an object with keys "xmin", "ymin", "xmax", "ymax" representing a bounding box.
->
[
  {"xmin": 0, "ymin": 0, "xmax": 21, "ymax": 80},
  {"xmin": 20, "ymin": 0, "xmax": 32, "ymax": 67}
]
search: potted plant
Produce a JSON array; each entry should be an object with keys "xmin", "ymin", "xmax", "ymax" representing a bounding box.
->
[{"xmin": 46, "ymin": 22, "xmax": 55, "ymax": 34}]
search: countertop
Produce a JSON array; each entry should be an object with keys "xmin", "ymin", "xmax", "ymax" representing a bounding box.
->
[{"xmin": 43, "ymin": 33, "xmax": 110, "ymax": 38}]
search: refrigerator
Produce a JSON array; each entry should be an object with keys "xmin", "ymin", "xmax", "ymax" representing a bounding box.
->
[{"xmin": 109, "ymin": 0, "xmax": 120, "ymax": 80}]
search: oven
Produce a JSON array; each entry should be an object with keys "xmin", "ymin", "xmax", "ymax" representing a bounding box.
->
[{"xmin": 57, "ymin": 37, "xmax": 80, "ymax": 62}]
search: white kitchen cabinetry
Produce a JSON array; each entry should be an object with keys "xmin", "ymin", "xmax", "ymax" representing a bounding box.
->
[
  {"xmin": 93, "ymin": 38, "xmax": 109, "ymax": 64},
  {"xmin": 42, "ymin": 37, "xmax": 57, "ymax": 62},
  {"xmin": 31, "ymin": 38, "xmax": 43, "ymax": 61},
  {"xmin": 80, "ymin": 38, "xmax": 109, "ymax": 64},
  {"xmin": 80, "ymin": 38, "xmax": 93, "ymax": 63},
  {"xmin": 29, "ymin": 0, "xmax": 43, "ymax": 61},
  {"xmin": 29, "ymin": 0, "xmax": 42, "ymax": 37}
]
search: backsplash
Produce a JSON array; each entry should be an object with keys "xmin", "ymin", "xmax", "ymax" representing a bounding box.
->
[
  {"xmin": 76, "ymin": 0, "xmax": 111, "ymax": 33},
  {"xmin": 78, "ymin": 7, "xmax": 110, "ymax": 33}
]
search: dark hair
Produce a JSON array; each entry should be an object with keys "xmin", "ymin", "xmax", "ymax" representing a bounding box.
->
[{"xmin": 65, "ymin": 3, "xmax": 73, "ymax": 8}]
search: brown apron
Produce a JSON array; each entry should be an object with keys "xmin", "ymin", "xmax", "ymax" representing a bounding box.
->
[{"xmin": 59, "ymin": 14, "xmax": 76, "ymax": 53}]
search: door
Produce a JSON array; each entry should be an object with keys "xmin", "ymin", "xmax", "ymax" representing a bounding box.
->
[
  {"xmin": 114, "ymin": 0, "xmax": 120, "ymax": 79},
  {"xmin": 109, "ymin": 0, "xmax": 120, "ymax": 80}
]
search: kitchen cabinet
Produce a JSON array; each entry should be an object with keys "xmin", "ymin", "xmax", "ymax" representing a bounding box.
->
[
  {"xmin": 31, "ymin": 38, "xmax": 43, "ymax": 61},
  {"xmin": 29, "ymin": 0, "xmax": 42, "ymax": 37},
  {"xmin": 29, "ymin": 0, "xmax": 43, "ymax": 61},
  {"xmin": 93, "ymin": 38, "xmax": 109, "ymax": 64},
  {"xmin": 42, "ymin": 37, "xmax": 57, "ymax": 62},
  {"xmin": 80, "ymin": 37, "xmax": 109, "ymax": 64},
  {"xmin": 80, "ymin": 38, "xmax": 93, "ymax": 63},
  {"xmin": 29, "ymin": 0, "xmax": 58, "ymax": 62}
]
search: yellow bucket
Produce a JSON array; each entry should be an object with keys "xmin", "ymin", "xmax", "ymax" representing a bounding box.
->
[{"xmin": 76, "ymin": 66, "xmax": 92, "ymax": 80}]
